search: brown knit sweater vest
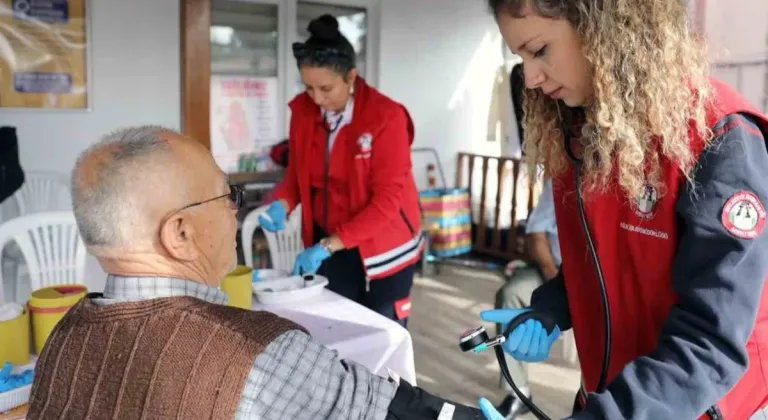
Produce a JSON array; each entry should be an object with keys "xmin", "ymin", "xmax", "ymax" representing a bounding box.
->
[{"xmin": 26, "ymin": 294, "xmax": 306, "ymax": 420}]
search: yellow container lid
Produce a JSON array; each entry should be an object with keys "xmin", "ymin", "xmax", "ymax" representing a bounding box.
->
[
  {"xmin": 28, "ymin": 284, "xmax": 88, "ymax": 309},
  {"xmin": 227, "ymin": 265, "xmax": 252, "ymax": 277}
]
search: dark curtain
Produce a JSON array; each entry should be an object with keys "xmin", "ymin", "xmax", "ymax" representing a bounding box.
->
[
  {"xmin": 510, "ymin": 64, "xmax": 525, "ymax": 154},
  {"xmin": 0, "ymin": 126, "xmax": 25, "ymax": 204}
]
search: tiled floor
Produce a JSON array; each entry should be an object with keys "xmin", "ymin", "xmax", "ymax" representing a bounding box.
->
[{"xmin": 409, "ymin": 264, "xmax": 581, "ymax": 419}]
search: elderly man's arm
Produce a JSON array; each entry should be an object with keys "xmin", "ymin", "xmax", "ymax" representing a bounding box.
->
[
  {"xmin": 525, "ymin": 233, "xmax": 558, "ymax": 280},
  {"xmin": 524, "ymin": 178, "xmax": 559, "ymax": 280},
  {"xmin": 236, "ymin": 330, "xmax": 393, "ymax": 420},
  {"xmin": 237, "ymin": 330, "xmax": 487, "ymax": 420}
]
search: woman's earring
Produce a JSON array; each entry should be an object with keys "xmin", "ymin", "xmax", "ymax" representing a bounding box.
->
[{"xmin": 350, "ymin": 85, "xmax": 355, "ymax": 95}]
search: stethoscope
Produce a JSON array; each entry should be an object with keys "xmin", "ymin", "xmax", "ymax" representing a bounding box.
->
[{"xmin": 459, "ymin": 101, "xmax": 613, "ymax": 420}]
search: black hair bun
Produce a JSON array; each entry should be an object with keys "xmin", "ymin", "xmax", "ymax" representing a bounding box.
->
[{"xmin": 307, "ymin": 14, "xmax": 340, "ymax": 40}]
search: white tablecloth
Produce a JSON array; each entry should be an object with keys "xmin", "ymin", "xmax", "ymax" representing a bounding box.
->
[{"xmin": 252, "ymin": 289, "xmax": 417, "ymax": 385}]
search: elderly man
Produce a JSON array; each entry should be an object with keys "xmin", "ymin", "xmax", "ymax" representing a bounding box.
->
[{"xmin": 27, "ymin": 126, "xmax": 488, "ymax": 420}]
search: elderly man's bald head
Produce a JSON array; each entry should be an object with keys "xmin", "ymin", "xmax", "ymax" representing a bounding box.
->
[{"xmin": 72, "ymin": 126, "xmax": 208, "ymax": 248}]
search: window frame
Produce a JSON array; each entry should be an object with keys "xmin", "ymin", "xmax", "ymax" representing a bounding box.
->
[{"xmin": 181, "ymin": 0, "xmax": 380, "ymax": 154}]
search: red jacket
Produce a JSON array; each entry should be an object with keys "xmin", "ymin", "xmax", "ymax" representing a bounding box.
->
[
  {"xmin": 269, "ymin": 140, "xmax": 289, "ymax": 167},
  {"xmin": 274, "ymin": 77, "xmax": 423, "ymax": 281},
  {"xmin": 550, "ymin": 79, "xmax": 768, "ymax": 419}
]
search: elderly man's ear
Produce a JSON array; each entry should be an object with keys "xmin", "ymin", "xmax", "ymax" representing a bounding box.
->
[{"xmin": 159, "ymin": 215, "xmax": 200, "ymax": 261}]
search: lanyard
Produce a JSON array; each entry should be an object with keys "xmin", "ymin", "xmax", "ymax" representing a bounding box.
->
[{"xmin": 322, "ymin": 112, "xmax": 344, "ymax": 231}]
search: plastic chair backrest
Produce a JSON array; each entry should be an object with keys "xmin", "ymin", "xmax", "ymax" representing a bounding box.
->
[
  {"xmin": 0, "ymin": 212, "xmax": 87, "ymax": 300},
  {"xmin": 13, "ymin": 171, "xmax": 71, "ymax": 215},
  {"xmin": 240, "ymin": 204, "xmax": 304, "ymax": 272}
]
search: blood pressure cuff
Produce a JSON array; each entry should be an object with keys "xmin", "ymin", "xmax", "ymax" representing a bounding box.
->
[{"xmin": 385, "ymin": 377, "xmax": 485, "ymax": 419}]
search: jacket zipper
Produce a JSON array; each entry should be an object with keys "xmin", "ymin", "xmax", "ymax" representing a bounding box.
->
[
  {"xmin": 323, "ymin": 130, "xmax": 330, "ymax": 231},
  {"xmin": 323, "ymin": 114, "xmax": 356, "ymax": 289},
  {"xmin": 706, "ymin": 405, "xmax": 723, "ymax": 420}
]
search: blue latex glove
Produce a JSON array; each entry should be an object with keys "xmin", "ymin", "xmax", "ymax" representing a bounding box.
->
[
  {"xmin": 0, "ymin": 362, "xmax": 10, "ymax": 380},
  {"xmin": 478, "ymin": 397, "xmax": 505, "ymax": 420},
  {"xmin": 0, "ymin": 362, "xmax": 34, "ymax": 392},
  {"xmin": 258, "ymin": 201, "xmax": 287, "ymax": 232},
  {"xmin": 292, "ymin": 244, "xmax": 331, "ymax": 276},
  {"xmin": 480, "ymin": 308, "xmax": 561, "ymax": 362}
]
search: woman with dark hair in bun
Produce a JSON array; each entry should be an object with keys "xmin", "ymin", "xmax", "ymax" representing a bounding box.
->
[{"xmin": 259, "ymin": 14, "xmax": 422, "ymax": 327}]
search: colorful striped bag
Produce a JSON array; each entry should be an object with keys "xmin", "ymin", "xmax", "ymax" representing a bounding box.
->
[{"xmin": 419, "ymin": 188, "xmax": 472, "ymax": 258}]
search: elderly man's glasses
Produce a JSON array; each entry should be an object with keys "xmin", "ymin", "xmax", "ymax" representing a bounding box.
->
[{"xmin": 178, "ymin": 184, "xmax": 244, "ymax": 212}]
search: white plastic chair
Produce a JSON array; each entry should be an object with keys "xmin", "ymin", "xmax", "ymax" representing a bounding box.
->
[
  {"xmin": 1, "ymin": 172, "xmax": 72, "ymax": 301},
  {"xmin": 241, "ymin": 204, "xmax": 304, "ymax": 272},
  {"xmin": 0, "ymin": 212, "xmax": 86, "ymax": 303},
  {"xmin": 4, "ymin": 171, "xmax": 71, "ymax": 219}
]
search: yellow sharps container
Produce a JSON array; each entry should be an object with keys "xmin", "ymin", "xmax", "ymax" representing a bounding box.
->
[
  {"xmin": 0, "ymin": 305, "xmax": 30, "ymax": 365},
  {"xmin": 221, "ymin": 265, "xmax": 253, "ymax": 309},
  {"xmin": 28, "ymin": 284, "xmax": 88, "ymax": 354}
]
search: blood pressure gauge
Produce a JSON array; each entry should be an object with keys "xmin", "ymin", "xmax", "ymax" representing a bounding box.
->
[{"xmin": 458, "ymin": 325, "xmax": 505, "ymax": 353}]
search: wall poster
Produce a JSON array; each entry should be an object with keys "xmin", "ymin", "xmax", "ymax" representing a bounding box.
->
[
  {"xmin": 210, "ymin": 75, "xmax": 280, "ymax": 173},
  {"xmin": 0, "ymin": 0, "xmax": 89, "ymax": 109}
]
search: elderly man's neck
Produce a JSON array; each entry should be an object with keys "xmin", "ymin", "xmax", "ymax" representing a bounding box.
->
[{"xmin": 90, "ymin": 247, "xmax": 217, "ymax": 286}]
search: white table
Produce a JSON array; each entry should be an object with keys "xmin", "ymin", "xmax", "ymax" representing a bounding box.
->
[{"xmin": 252, "ymin": 289, "xmax": 417, "ymax": 385}]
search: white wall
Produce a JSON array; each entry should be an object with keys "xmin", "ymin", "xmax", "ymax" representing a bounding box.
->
[
  {"xmin": 0, "ymin": 0, "xmax": 504, "ymax": 289},
  {"xmin": 379, "ymin": 0, "xmax": 768, "ymax": 193},
  {"xmin": 379, "ymin": 0, "xmax": 503, "ymax": 190},
  {"xmin": 3, "ymin": 0, "xmax": 500, "ymax": 195},
  {"xmin": 0, "ymin": 0, "xmax": 181, "ymax": 291},
  {"xmin": 1, "ymin": 0, "xmax": 181, "ymax": 174},
  {"xmin": 3, "ymin": 0, "xmax": 499, "ymax": 200},
  {"xmin": 703, "ymin": 0, "xmax": 768, "ymax": 111},
  {"xmin": 705, "ymin": 0, "xmax": 768, "ymax": 62}
]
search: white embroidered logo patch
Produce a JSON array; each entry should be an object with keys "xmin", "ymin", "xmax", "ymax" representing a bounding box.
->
[
  {"xmin": 358, "ymin": 133, "xmax": 373, "ymax": 153},
  {"xmin": 721, "ymin": 191, "xmax": 766, "ymax": 239},
  {"xmin": 635, "ymin": 184, "xmax": 658, "ymax": 219}
]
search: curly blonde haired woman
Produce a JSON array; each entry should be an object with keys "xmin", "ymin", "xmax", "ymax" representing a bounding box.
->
[{"xmin": 477, "ymin": 1, "xmax": 768, "ymax": 419}]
